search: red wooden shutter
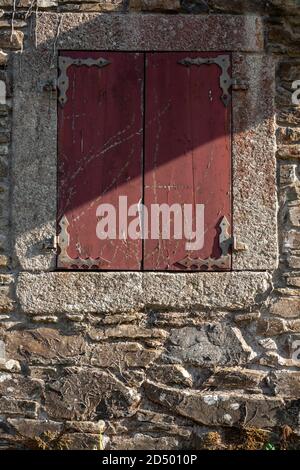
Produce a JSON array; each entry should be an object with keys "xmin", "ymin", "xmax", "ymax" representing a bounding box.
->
[
  {"xmin": 57, "ymin": 52, "xmax": 144, "ymax": 270},
  {"xmin": 144, "ymin": 52, "xmax": 232, "ymax": 271}
]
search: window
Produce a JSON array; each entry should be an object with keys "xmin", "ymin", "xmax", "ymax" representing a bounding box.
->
[{"xmin": 57, "ymin": 51, "xmax": 232, "ymax": 271}]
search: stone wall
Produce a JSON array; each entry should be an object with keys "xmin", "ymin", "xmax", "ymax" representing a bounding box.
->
[{"xmin": 0, "ymin": 0, "xmax": 300, "ymax": 450}]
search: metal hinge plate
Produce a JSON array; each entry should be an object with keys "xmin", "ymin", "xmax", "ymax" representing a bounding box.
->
[
  {"xmin": 176, "ymin": 217, "xmax": 248, "ymax": 271},
  {"xmin": 178, "ymin": 55, "xmax": 248, "ymax": 107},
  {"xmin": 56, "ymin": 215, "xmax": 109, "ymax": 268},
  {"xmin": 178, "ymin": 54, "xmax": 232, "ymax": 107},
  {"xmin": 57, "ymin": 56, "xmax": 110, "ymax": 106},
  {"xmin": 39, "ymin": 235, "xmax": 58, "ymax": 253}
]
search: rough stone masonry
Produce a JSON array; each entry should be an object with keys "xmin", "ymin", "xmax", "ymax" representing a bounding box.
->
[{"xmin": 0, "ymin": 0, "xmax": 300, "ymax": 451}]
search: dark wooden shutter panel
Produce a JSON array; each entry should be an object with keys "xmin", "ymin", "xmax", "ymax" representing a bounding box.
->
[
  {"xmin": 143, "ymin": 52, "xmax": 232, "ymax": 271},
  {"xmin": 57, "ymin": 52, "xmax": 144, "ymax": 270}
]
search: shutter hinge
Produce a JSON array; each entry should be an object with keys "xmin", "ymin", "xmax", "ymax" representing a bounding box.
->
[
  {"xmin": 40, "ymin": 78, "xmax": 57, "ymax": 93},
  {"xmin": 39, "ymin": 235, "xmax": 58, "ymax": 253},
  {"xmin": 57, "ymin": 56, "xmax": 111, "ymax": 106},
  {"xmin": 231, "ymin": 79, "xmax": 249, "ymax": 91},
  {"xmin": 232, "ymin": 236, "xmax": 248, "ymax": 253}
]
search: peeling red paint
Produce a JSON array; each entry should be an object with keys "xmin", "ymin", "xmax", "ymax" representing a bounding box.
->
[
  {"xmin": 58, "ymin": 51, "xmax": 144, "ymax": 270},
  {"xmin": 144, "ymin": 52, "xmax": 232, "ymax": 270}
]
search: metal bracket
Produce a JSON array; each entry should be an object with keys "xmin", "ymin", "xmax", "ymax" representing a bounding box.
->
[
  {"xmin": 176, "ymin": 217, "xmax": 248, "ymax": 271},
  {"xmin": 39, "ymin": 236, "xmax": 58, "ymax": 253},
  {"xmin": 57, "ymin": 56, "xmax": 110, "ymax": 106},
  {"xmin": 231, "ymin": 79, "xmax": 249, "ymax": 91},
  {"xmin": 176, "ymin": 216, "xmax": 232, "ymax": 271},
  {"xmin": 40, "ymin": 78, "xmax": 57, "ymax": 93},
  {"xmin": 57, "ymin": 215, "xmax": 108, "ymax": 268},
  {"xmin": 179, "ymin": 55, "xmax": 235, "ymax": 107},
  {"xmin": 233, "ymin": 236, "xmax": 248, "ymax": 253}
]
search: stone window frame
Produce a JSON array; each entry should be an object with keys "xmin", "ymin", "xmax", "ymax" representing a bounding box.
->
[{"xmin": 11, "ymin": 13, "xmax": 277, "ymax": 314}]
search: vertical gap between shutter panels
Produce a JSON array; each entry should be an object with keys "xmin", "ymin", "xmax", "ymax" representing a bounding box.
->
[
  {"xmin": 56, "ymin": 50, "xmax": 60, "ymax": 268},
  {"xmin": 141, "ymin": 52, "xmax": 146, "ymax": 271},
  {"xmin": 230, "ymin": 52, "xmax": 233, "ymax": 271}
]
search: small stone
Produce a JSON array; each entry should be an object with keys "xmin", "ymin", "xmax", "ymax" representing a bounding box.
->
[
  {"xmin": 260, "ymin": 351, "xmax": 300, "ymax": 368},
  {"xmin": 108, "ymin": 433, "xmax": 179, "ymax": 451},
  {"xmin": 132, "ymin": 409, "xmax": 193, "ymax": 438},
  {"xmin": 32, "ymin": 316, "xmax": 59, "ymax": 323},
  {"xmin": 277, "ymin": 127, "xmax": 300, "ymax": 144},
  {"xmin": 277, "ymin": 145, "xmax": 300, "ymax": 159},
  {"xmin": 0, "ymin": 397, "xmax": 38, "ymax": 418},
  {"xmin": 165, "ymin": 325, "xmax": 256, "ymax": 367},
  {"xmin": 0, "ymin": 50, "xmax": 7, "ymax": 66},
  {"xmin": 278, "ymin": 61, "xmax": 300, "ymax": 83},
  {"xmin": 0, "ymin": 132, "xmax": 9, "ymax": 143},
  {"xmin": 0, "ymin": 157, "xmax": 8, "ymax": 177},
  {"xmin": 0, "ymin": 143, "xmax": 9, "ymax": 155},
  {"xmin": 0, "ymin": 254, "xmax": 9, "ymax": 268},
  {"xmin": 287, "ymin": 319, "xmax": 300, "ymax": 333},
  {"xmin": 0, "ymin": 338, "xmax": 4, "ymax": 357},
  {"xmin": 267, "ymin": 371, "xmax": 300, "ymax": 398},
  {"xmin": 289, "ymin": 205, "xmax": 300, "ymax": 226},
  {"xmin": 64, "ymin": 420, "xmax": 106, "ymax": 434},
  {"xmin": 270, "ymin": 297, "xmax": 300, "ymax": 318},
  {"xmin": 259, "ymin": 338, "xmax": 278, "ymax": 351},
  {"xmin": 7, "ymin": 418, "xmax": 62, "ymax": 440},
  {"xmin": 283, "ymin": 231, "xmax": 300, "ymax": 252},
  {"xmin": 181, "ymin": 0, "xmax": 209, "ymax": 13},
  {"xmin": 286, "ymin": 275, "xmax": 300, "ymax": 288},
  {"xmin": 37, "ymin": 0, "xmax": 58, "ymax": 6},
  {"xmin": 0, "ymin": 274, "xmax": 13, "ymax": 285},
  {"xmin": 148, "ymin": 364, "xmax": 193, "ymax": 387},
  {"xmin": 277, "ymin": 108, "xmax": 300, "ymax": 127},
  {"xmin": 101, "ymin": 324, "xmax": 168, "ymax": 340},
  {"xmin": 0, "ymin": 30, "xmax": 23, "ymax": 50},
  {"xmin": 234, "ymin": 311, "xmax": 261, "ymax": 323},
  {"xmin": 0, "ymin": 288, "xmax": 14, "ymax": 313},
  {"xmin": 62, "ymin": 433, "xmax": 100, "ymax": 451},
  {"xmin": 0, "ymin": 20, "xmax": 26, "ymax": 28},
  {"xmin": 257, "ymin": 318, "xmax": 287, "ymax": 336},
  {"xmin": 0, "ymin": 359, "xmax": 21, "ymax": 372},
  {"xmin": 58, "ymin": 0, "xmax": 124, "ymax": 10},
  {"xmin": 280, "ymin": 163, "xmax": 298, "ymax": 186},
  {"xmin": 203, "ymin": 367, "xmax": 265, "ymax": 393},
  {"xmin": 144, "ymin": 381, "xmax": 286, "ymax": 429},
  {"xmin": 129, "ymin": 0, "xmax": 180, "ymax": 11},
  {"xmin": 0, "ymin": 373, "xmax": 43, "ymax": 401},
  {"xmin": 65, "ymin": 313, "xmax": 84, "ymax": 322},
  {"xmin": 288, "ymin": 255, "xmax": 300, "ymax": 269},
  {"xmin": 44, "ymin": 368, "xmax": 141, "ymax": 420},
  {"xmin": 206, "ymin": 0, "xmax": 266, "ymax": 14}
]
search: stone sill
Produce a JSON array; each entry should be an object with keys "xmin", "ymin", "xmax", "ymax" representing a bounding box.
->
[{"xmin": 16, "ymin": 271, "xmax": 272, "ymax": 314}]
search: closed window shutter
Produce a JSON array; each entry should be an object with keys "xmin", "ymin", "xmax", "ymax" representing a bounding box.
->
[
  {"xmin": 57, "ymin": 52, "xmax": 144, "ymax": 270},
  {"xmin": 57, "ymin": 52, "xmax": 231, "ymax": 271},
  {"xmin": 144, "ymin": 52, "xmax": 232, "ymax": 271}
]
